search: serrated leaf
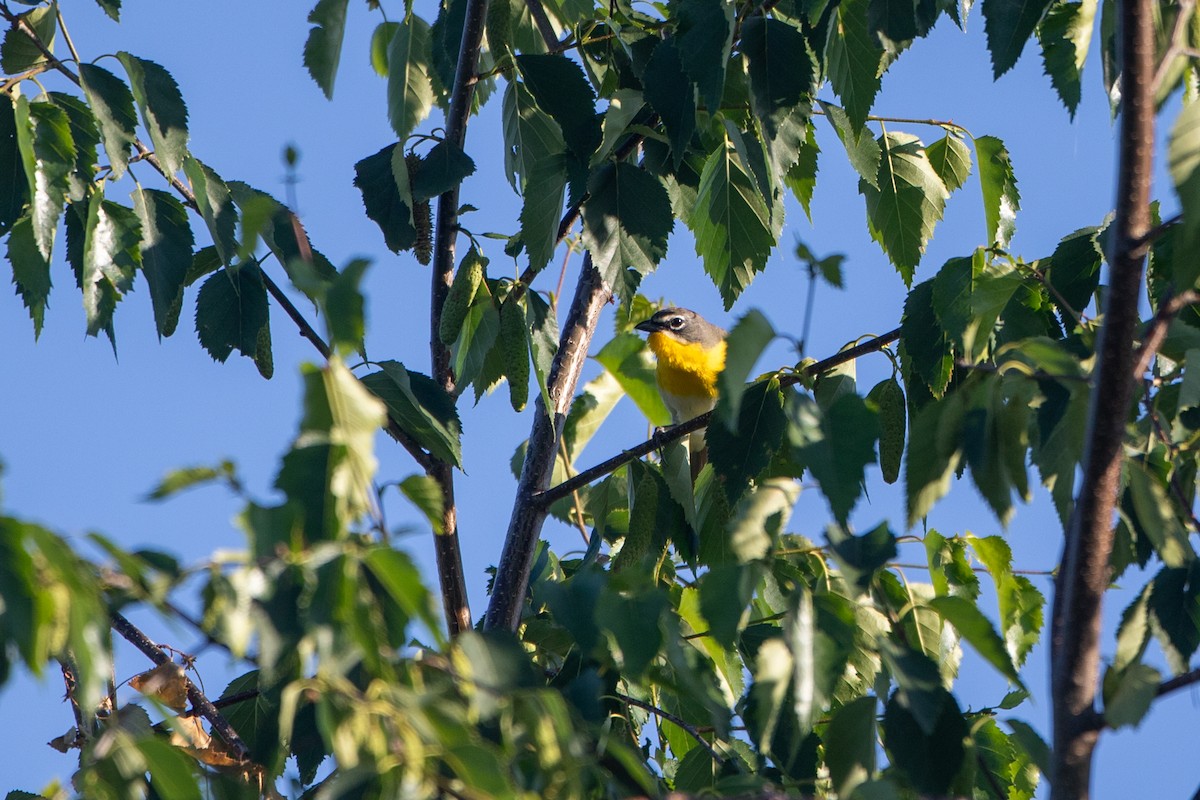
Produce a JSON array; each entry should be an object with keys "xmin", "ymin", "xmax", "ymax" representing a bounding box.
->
[
  {"xmin": 883, "ymin": 690, "xmax": 967, "ymax": 795},
  {"xmin": 117, "ymin": 52, "xmax": 189, "ymax": 176},
  {"xmin": 928, "ymin": 595, "xmax": 1024, "ymax": 686},
  {"xmin": 785, "ymin": 119, "xmax": 820, "ymax": 218},
  {"xmin": 689, "ymin": 135, "xmax": 774, "ymax": 309},
  {"xmin": 82, "ymin": 191, "xmax": 142, "ymax": 341},
  {"xmin": 516, "ymin": 53, "xmax": 601, "ymax": 161},
  {"xmin": 925, "ymin": 133, "xmax": 972, "ymax": 193},
  {"xmin": 502, "ymin": 81, "xmax": 566, "ymax": 272},
  {"xmin": 901, "ymin": 278, "xmax": 954, "ymax": 397},
  {"xmin": 13, "ymin": 97, "xmax": 73, "ymax": 263},
  {"xmin": 47, "ymin": 92, "xmax": 99, "ymax": 203},
  {"xmin": 132, "ymin": 187, "xmax": 193, "ymax": 338},
  {"xmin": 983, "ymin": 0, "xmax": 1056, "ymax": 77},
  {"xmin": 1044, "ymin": 224, "xmax": 1102, "ymax": 315},
  {"xmin": 79, "ymin": 62, "xmax": 138, "ymax": 180},
  {"xmin": 725, "ymin": 477, "xmax": 798, "ymax": 563},
  {"xmin": 906, "ymin": 390, "xmax": 966, "ymax": 524},
  {"xmin": 1169, "ymin": 100, "xmax": 1200, "ymax": 289},
  {"xmin": 1037, "ymin": 0, "xmax": 1096, "ymax": 118},
  {"xmin": 643, "ymin": 38, "xmax": 695, "ymax": 168},
  {"xmin": 594, "ymin": 88, "xmax": 645, "ymax": 166},
  {"xmin": 789, "ymin": 391, "xmax": 880, "ymax": 525},
  {"xmin": 581, "ymin": 162, "xmax": 673, "ymax": 303},
  {"xmin": 677, "ymin": 0, "xmax": 733, "ymax": 112},
  {"xmin": 826, "ymin": 521, "xmax": 897, "ymax": 595},
  {"xmin": 194, "ymin": 266, "xmax": 273, "ymax": 378},
  {"xmin": 860, "ymin": 131, "xmax": 948, "ymax": 285},
  {"xmin": 95, "ymin": 0, "xmax": 120, "ymax": 20},
  {"xmin": 594, "ymin": 331, "xmax": 671, "ymax": 425},
  {"xmin": 931, "ymin": 249, "xmax": 1021, "ymax": 363},
  {"xmin": 969, "ymin": 535, "xmax": 1045, "ymax": 667},
  {"xmin": 709, "ymin": 378, "xmax": 787, "ymax": 502},
  {"xmin": 303, "ymin": 0, "xmax": 350, "ymax": 99},
  {"xmin": 386, "ymin": 16, "xmax": 435, "ymax": 139},
  {"xmin": 362, "ymin": 361, "xmax": 463, "ymax": 468},
  {"xmin": 0, "ymin": 98, "xmax": 27, "ymax": 235},
  {"xmin": 354, "ymin": 143, "xmax": 416, "ymax": 253},
  {"xmin": 1, "ymin": 3, "xmax": 56, "ymax": 74},
  {"xmin": 324, "ymin": 258, "xmax": 369, "ymax": 354},
  {"xmin": 975, "ymin": 134, "xmax": 1021, "ymax": 248},
  {"xmin": 410, "ymin": 139, "xmax": 476, "ymax": 200},
  {"xmin": 145, "ymin": 461, "xmax": 237, "ymax": 500},
  {"xmin": 7, "ymin": 214, "xmax": 51, "ymax": 336},
  {"xmin": 819, "ymin": 100, "xmax": 880, "ymax": 188},
  {"xmin": 742, "ymin": 17, "xmax": 815, "ymax": 135},
  {"xmin": 1102, "ymin": 663, "xmax": 1161, "ymax": 729},
  {"xmin": 181, "ymin": 156, "xmax": 238, "ymax": 268},
  {"xmin": 826, "ymin": 0, "xmax": 884, "ymax": 131},
  {"xmin": 1148, "ymin": 563, "xmax": 1200, "ymax": 673}
]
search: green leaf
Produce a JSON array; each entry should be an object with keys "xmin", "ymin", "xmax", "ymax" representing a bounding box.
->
[
  {"xmin": 398, "ymin": 473, "xmax": 445, "ymax": 534},
  {"xmin": 144, "ymin": 461, "xmax": 237, "ymax": 500},
  {"xmin": 79, "ymin": 63, "xmax": 138, "ymax": 180},
  {"xmin": 47, "ymin": 92, "xmax": 99, "ymax": 204},
  {"xmin": 860, "ymin": 131, "xmax": 948, "ymax": 284},
  {"xmin": 826, "ymin": 521, "xmax": 897, "ymax": 595},
  {"xmin": 594, "ymin": 88, "xmax": 645, "ymax": 166},
  {"xmin": 13, "ymin": 97, "xmax": 73, "ymax": 263},
  {"xmin": 824, "ymin": 695, "xmax": 877, "ymax": 798},
  {"xmin": 1169, "ymin": 100, "xmax": 1200, "ymax": 290},
  {"xmin": 516, "ymin": 53, "xmax": 601, "ymax": 161},
  {"xmin": 138, "ymin": 737, "xmax": 203, "ymax": 800},
  {"xmin": 132, "ymin": 187, "xmax": 194, "ymax": 338},
  {"xmin": 790, "ymin": 391, "xmax": 880, "ymax": 524},
  {"xmin": 451, "ymin": 277, "xmax": 500, "ymax": 392},
  {"xmin": 819, "ymin": 100, "xmax": 881, "ymax": 188},
  {"xmin": 642, "ymin": 38, "xmax": 695, "ymax": 167},
  {"xmin": 0, "ymin": 99, "xmax": 27, "ymax": 235},
  {"xmin": 826, "ymin": 0, "xmax": 885, "ymax": 131},
  {"xmin": 581, "ymin": 162, "xmax": 673, "ymax": 303},
  {"xmin": 1125, "ymin": 460, "xmax": 1194, "ymax": 568},
  {"xmin": 1044, "ymin": 224, "xmax": 1102, "ymax": 315},
  {"xmin": 741, "ymin": 17, "xmax": 815, "ymax": 134},
  {"xmin": 1037, "ymin": 0, "xmax": 1097, "ymax": 118},
  {"xmin": 82, "ymin": 192, "xmax": 142, "ymax": 341},
  {"xmin": 303, "ymin": 0, "xmax": 350, "ymax": 99},
  {"xmin": 361, "ymin": 361, "xmax": 463, "ymax": 468},
  {"xmin": 1102, "ymin": 663, "xmax": 1161, "ymax": 729},
  {"xmin": 983, "ymin": 0, "xmax": 1056, "ymax": 77},
  {"xmin": 181, "ymin": 156, "xmax": 238, "ymax": 268},
  {"xmin": 906, "ymin": 390, "xmax": 966, "ymax": 524},
  {"xmin": 353, "ymin": 143, "xmax": 416, "ymax": 253},
  {"xmin": 217, "ymin": 672, "xmax": 282, "ymax": 769},
  {"xmin": 975, "ymin": 134, "xmax": 1021, "ymax": 249},
  {"xmin": 901, "ymin": 279, "xmax": 954, "ymax": 398},
  {"xmin": 117, "ymin": 52, "xmax": 189, "ymax": 176},
  {"xmin": 194, "ymin": 266, "xmax": 274, "ymax": 378},
  {"xmin": 324, "ymin": 258, "xmax": 369, "ymax": 354},
  {"xmin": 716, "ymin": 309, "xmax": 775, "ymax": 429},
  {"xmin": 698, "ymin": 563, "xmax": 758, "ymax": 647},
  {"xmin": 410, "ymin": 139, "xmax": 476, "ymax": 200},
  {"xmin": 616, "ymin": 460, "xmax": 684, "ymax": 570},
  {"xmin": 386, "ymin": 16, "xmax": 435, "ymax": 140},
  {"xmin": 785, "ymin": 119, "xmax": 820, "ymax": 219},
  {"xmin": 1, "ymin": 3, "xmax": 56, "ymax": 74},
  {"xmin": 883, "ymin": 690, "xmax": 967, "ymax": 795},
  {"xmin": 928, "ymin": 595, "xmax": 1023, "ymax": 686},
  {"xmin": 709, "ymin": 378, "xmax": 788, "ymax": 503},
  {"xmin": 502, "ymin": 82, "xmax": 567, "ymax": 272},
  {"xmin": 1148, "ymin": 563, "xmax": 1200, "ymax": 673},
  {"xmin": 7, "ymin": 214, "xmax": 51, "ymax": 336},
  {"xmin": 969, "ymin": 535, "xmax": 1045, "ymax": 667},
  {"xmin": 676, "ymin": 0, "xmax": 733, "ymax": 112},
  {"xmin": 880, "ymin": 638, "xmax": 947, "ymax": 733},
  {"xmin": 725, "ymin": 477, "xmax": 798, "ymax": 563},
  {"xmin": 689, "ymin": 135, "xmax": 775, "ymax": 309},
  {"xmin": 925, "ymin": 133, "xmax": 972, "ymax": 193},
  {"xmin": 595, "ymin": 330, "xmax": 671, "ymax": 426},
  {"xmin": 932, "ymin": 249, "xmax": 1021, "ymax": 363},
  {"xmin": 1005, "ymin": 718, "xmax": 1051, "ymax": 775},
  {"xmin": 95, "ymin": 0, "xmax": 120, "ymax": 20},
  {"xmin": 1114, "ymin": 585, "xmax": 1151, "ymax": 670}
]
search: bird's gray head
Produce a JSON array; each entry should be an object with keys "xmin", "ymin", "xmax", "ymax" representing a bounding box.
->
[{"xmin": 634, "ymin": 307, "xmax": 726, "ymax": 347}]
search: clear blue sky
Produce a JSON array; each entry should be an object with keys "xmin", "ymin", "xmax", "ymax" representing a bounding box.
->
[{"xmin": 0, "ymin": 1, "xmax": 1192, "ymax": 796}]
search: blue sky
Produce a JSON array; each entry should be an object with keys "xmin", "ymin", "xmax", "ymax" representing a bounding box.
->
[{"xmin": 0, "ymin": 0, "xmax": 1194, "ymax": 796}]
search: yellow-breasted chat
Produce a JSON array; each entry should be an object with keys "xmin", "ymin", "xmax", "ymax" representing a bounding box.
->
[{"xmin": 635, "ymin": 307, "xmax": 727, "ymax": 478}]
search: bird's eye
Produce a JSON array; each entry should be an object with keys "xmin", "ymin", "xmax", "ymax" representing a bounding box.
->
[{"xmin": 669, "ymin": 316, "xmax": 685, "ymax": 329}]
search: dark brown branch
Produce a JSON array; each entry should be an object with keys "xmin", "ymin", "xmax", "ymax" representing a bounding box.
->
[
  {"xmin": 426, "ymin": 0, "xmax": 493, "ymax": 636},
  {"xmin": 525, "ymin": 0, "xmax": 561, "ymax": 51},
  {"xmin": 1050, "ymin": 0, "xmax": 1156, "ymax": 791},
  {"xmin": 1131, "ymin": 289, "xmax": 1200, "ymax": 379},
  {"xmin": 532, "ymin": 327, "xmax": 900, "ymax": 508},
  {"xmin": 1157, "ymin": 667, "xmax": 1200, "ymax": 698},
  {"xmin": 484, "ymin": 255, "xmax": 611, "ymax": 632},
  {"xmin": 109, "ymin": 611, "xmax": 250, "ymax": 762},
  {"xmin": 615, "ymin": 692, "xmax": 724, "ymax": 763}
]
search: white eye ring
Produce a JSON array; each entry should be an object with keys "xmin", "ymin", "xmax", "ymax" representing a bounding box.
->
[{"xmin": 669, "ymin": 316, "xmax": 685, "ymax": 329}]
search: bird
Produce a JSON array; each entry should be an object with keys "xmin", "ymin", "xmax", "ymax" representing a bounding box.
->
[{"xmin": 635, "ymin": 307, "xmax": 727, "ymax": 480}]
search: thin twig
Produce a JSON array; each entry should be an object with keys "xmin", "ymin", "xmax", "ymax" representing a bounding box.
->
[
  {"xmin": 615, "ymin": 692, "xmax": 724, "ymax": 763},
  {"xmin": 531, "ymin": 328, "xmax": 900, "ymax": 508},
  {"xmin": 110, "ymin": 611, "xmax": 251, "ymax": 762},
  {"xmin": 525, "ymin": 0, "xmax": 562, "ymax": 51},
  {"xmin": 1151, "ymin": 0, "xmax": 1196, "ymax": 95},
  {"xmin": 1157, "ymin": 666, "xmax": 1200, "ymax": 697},
  {"xmin": 1131, "ymin": 289, "xmax": 1200, "ymax": 380}
]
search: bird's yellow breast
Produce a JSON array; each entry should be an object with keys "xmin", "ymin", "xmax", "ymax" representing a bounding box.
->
[{"xmin": 647, "ymin": 331, "xmax": 727, "ymax": 401}]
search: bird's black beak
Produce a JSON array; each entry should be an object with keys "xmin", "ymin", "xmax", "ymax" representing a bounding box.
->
[{"xmin": 635, "ymin": 319, "xmax": 658, "ymax": 333}]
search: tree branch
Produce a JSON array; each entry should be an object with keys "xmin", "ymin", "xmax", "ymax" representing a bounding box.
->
[
  {"xmin": 1131, "ymin": 289, "xmax": 1200, "ymax": 379},
  {"xmin": 427, "ymin": 0, "xmax": 493, "ymax": 636},
  {"xmin": 1050, "ymin": 0, "xmax": 1156, "ymax": 791},
  {"xmin": 1157, "ymin": 667, "xmax": 1200, "ymax": 698},
  {"xmin": 531, "ymin": 328, "xmax": 900, "ymax": 508},
  {"xmin": 484, "ymin": 254, "xmax": 611, "ymax": 632},
  {"xmin": 109, "ymin": 611, "xmax": 251, "ymax": 762},
  {"xmin": 525, "ymin": 0, "xmax": 561, "ymax": 51},
  {"xmin": 615, "ymin": 692, "xmax": 724, "ymax": 764}
]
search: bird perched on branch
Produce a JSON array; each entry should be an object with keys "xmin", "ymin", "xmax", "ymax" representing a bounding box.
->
[{"xmin": 635, "ymin": 307, "xmax": 727, "ymax": 480}]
